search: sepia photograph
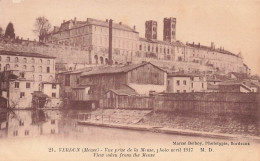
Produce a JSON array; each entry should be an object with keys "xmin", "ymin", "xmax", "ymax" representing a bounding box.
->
[{"xmin": 0, "ymin": 0, "xmax": 259, "ymax": 160}]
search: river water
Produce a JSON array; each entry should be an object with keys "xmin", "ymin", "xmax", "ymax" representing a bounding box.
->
[{"xmin": 0, "ymin": 109, "xmax": 259, "ymax": 161}]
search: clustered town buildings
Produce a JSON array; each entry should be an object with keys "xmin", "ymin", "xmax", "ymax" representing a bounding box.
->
[
  {"xmin": 44, "ymin": 17, "xmax": 248, "ymax": 75},
  {"xmin": 0, "ymin": 17, "xmax": 259, "ymax": 109}
]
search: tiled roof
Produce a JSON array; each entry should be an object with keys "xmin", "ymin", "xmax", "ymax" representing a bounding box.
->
[
  {"xmin": 49, "ymin": 18, "xmax": 138, "ymax": 34},
  {"xmin": 186, "ymin": 43, "xmax": 239, "ymax": 57},
  {"xmin": 72, "ymin": 85, "xmax": 91, "ymax": 89},
  {"xmin": 0, "ymin": 50, "xmax": 55, "ymax": 59},
  {"xmin": 167, "ymin": 72, "xmax": 201, "ymax": 77},
  {"xmin": 109, "ymin": 88, "xmax": 138, "ymax": 96},
  {"xmin": 87, "ymin": 18, "xmax": 138, "ymax": 33},
  {"xmin": 139, "ymin": 37, "xmax": 185, "ymax": 46},
  {"xmin": 230, "ymin": 72, "xmax": 248, "ymax": 79},
  {"xmin": 81, "ymin": 62, "xmax": 165, "ymax": 77},
  {"xmin": 219, "ymin": 80, "xmax": 255, "ymax": 89},
  {"xmin": 206, "ymin": 78, "xmax": 222, "ymax": 82}
]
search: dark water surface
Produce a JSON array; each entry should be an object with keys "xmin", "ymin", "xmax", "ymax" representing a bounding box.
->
[{"xmin": 0, "ymin": 109, "xmax": 259, "ymax": 161}]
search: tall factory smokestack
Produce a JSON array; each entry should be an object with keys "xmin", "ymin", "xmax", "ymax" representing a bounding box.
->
[{"xmin": 108, "ymin": 19, "xmax": 113, "ymax": 65}]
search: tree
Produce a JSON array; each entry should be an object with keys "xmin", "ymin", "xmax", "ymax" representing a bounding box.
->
[
  {"xmin": 0, "ymin": 26, "xmax": 3, "ymax": 37},
  {"xmin": 4, "ymin": 22, "xmax": 15, "ymax": 39},
  {"xmin": 33, "ymin": 16, "xmax": 51, "ymax": 42}
]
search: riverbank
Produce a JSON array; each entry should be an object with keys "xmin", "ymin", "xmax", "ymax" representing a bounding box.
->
[{"xmin": 77, "ymin": 109, "xmax": 260, "ymax": 141}]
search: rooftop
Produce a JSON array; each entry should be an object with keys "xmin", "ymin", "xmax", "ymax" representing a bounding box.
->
[
  {"xmin": 186, "ymin": 43, "xmax": 239, "ymax": 57},
  {"xmin": 109, "ymin": 88, "xmax": 139, "ymax": 96},
  {"xmin": 52, "ymin": 18, "xmax": 138, "ymax": 34},
  {"xmin": 0, "ymin": 50, "xmax": 55, "ymax": 59},
  {"xmin": 81, "ymin": 62, "xmax": 166, "ymax": 77}
]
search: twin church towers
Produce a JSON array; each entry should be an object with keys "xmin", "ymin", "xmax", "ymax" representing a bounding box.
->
[{"xmin": 145, "ymin": 17, "xmax": 176, "ymax": 42}]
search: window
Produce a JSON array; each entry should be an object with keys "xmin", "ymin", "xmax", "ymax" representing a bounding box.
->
[
  {"xmin": 65, "ymin": 75, "xmax": 70, "ymax": 86},
  {"xmin": 32, "ymin": 66, "xmax": 35, "ymax": 72},
  {"xmin": 6, "ymin": 57, "xmax": 10, "ymax": 62},
  {"xmin": 202, "ymin": 83, "xmax": 204, "ymax": 88},
  {"xmin": 51, "ymin": 129, "xmax": 55, "ymax": 134},
  {"xmin": 26, "ymin": 82, "xmax": 30, "ymax": 88},
  {"xmin": 39, "ymin": 66, "xmax": 42, "ymax": 73},
  {"xmin": 19, "ymin": 120, "xmax": 24, "ymax": 126},
  {"xmin": 52, "ymin": 84, "xmax": 56, "ymax": 89},
  {"xmin": 177, "ymin": 90, "xmax": 180, "ymax": 93},
  {"xmin": 21, "ymin": 72, "xmax": 25, "ymax": 78},
  {"xmin": 25, "ymin": 130, "xmax": 29, "ymax": 136},
  {"xmin": 23, "ymin": 65, "xmax": 27, "ymax": 70},
  {"xmin": 47, "ymin": 60, "xmax": 50, "ymax": 64},
  {"xmin": 32, "ymin": 58, "xmax": 35, "ymax": 63},
  {"xmin": 20, "ymin": 92, "xmax": 25, "ymax": 98},
  {"xmin": 6, "ymin": 64, "xmax": 10, "ymax": 70},
  {"xmin": 183, "ymin": 80, "xmax": 186, "ymax": 85},
  {"xmin": 39, "ymin": 75, "xmax": 42, "ymax": 81},
  {"xmin": 15, "ymin": 57, "xmax": 19, "ymax": 62},
  {"xmin": 183, "ymin": 90, "xmax": 186, "ymax": 93},
  {"xmin": 23, "ymin": 58, "xmax": 27, "ymax": 63},
  {"xmin": 177, "ymin": 80, "xmax": 180, "ymax": 86},
  {"xmin": 191, "ymin": 83, "xmax": 193, "ymax": 88},
  {"xmin": 40, "ymin": 59, "xmax": 42, "ymax": 63},
  {"xmin": 15, "ymin": 64, "xmax": 18, "ymax": 68},
  {"xmin": 47, "ymin": 67, "xmax": 50, "ymax": 73},
  {"xmin": 13, "ymin": 130, "xmax": 18, "ymax": 136},
  {"xmin": 15, "ymin": 82, "xmax": 19, "ymax": 88},
  {"xmin": 77, "ymin": 78, "xmax": 80, "ymax": 84},
  {"xmin": 51, "ymin": 120, "xmax": 55, "ymax": 124},
  {"xmin": 52, "ymin": 93, "xmax": 56, "ymax": 98}
]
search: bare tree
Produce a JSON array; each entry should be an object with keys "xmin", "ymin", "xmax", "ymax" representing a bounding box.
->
[
  {"xmin": 33, "ymin": 16, "xmax": 51, "ymax": 42},
  {"xmin": 0, "ymin": 26, "xmax": 3, "ymax": 37}
]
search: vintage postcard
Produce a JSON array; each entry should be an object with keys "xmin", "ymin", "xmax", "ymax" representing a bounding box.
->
[{"xmin": 0, "ymin": 0, "xmax": 259, "ymax": 160}]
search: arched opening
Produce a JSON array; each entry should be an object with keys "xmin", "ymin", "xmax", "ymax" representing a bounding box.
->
[
  {"xmin": 94, "ymin": 55, "xmax": 98, "ymax": 64},
  {"xmin": 105, "ymin": 58, "xmax": 108, "ymax": 65},
  {"xmin": 115, "ymin": 62, "xmax": 118, "ymax": 65},
  {"xmin": 100, "ymin": 57, "xmax": 104, "ymax": 64}
]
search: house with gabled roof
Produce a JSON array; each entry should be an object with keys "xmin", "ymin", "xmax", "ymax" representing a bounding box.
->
[{"xmin": 79, "ymin": 62, "xmax": 167, "ymax": 100}]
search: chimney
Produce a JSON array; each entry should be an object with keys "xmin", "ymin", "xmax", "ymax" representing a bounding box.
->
[
  {"xmin": 193, "ymin": 42, "xmax": 194, "ymax": 47},
  {"xmin": 74, "ymin": 17, "xmax": 77, "ymax": 22},
  {"xmin": 108, "ymin": 19, "xmax": 113, "ymax": 65},
  {"xmin": 211, "ymin": 42, "xmax": 214, "ymax": 49},
  {"xmin": 198, "ymin": 43, "xmax": 200, "ymax": 48},
  {"xmin": 133, "ymin": 25, "xmax": 136, "ymax": 30},
  {"xmin": 63, "ymin": 20, "xmax": 65, "ymax": 23},
  {"xmin": 106, "ymin": 19, "xmax": 108, "ymax": 22},
  {"xmin": 119, "ymin": 22, "xmax": 122, "ymax": 25}
]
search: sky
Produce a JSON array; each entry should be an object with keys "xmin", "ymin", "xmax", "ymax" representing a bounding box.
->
[{"xmin": 0, "ymin": 0, "xmax": 259, "ymax": 75}]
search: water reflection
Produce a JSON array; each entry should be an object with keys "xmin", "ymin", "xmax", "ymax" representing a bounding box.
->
[
  {"xmin": 0, "ymin": 110, "xmax": 60, "ymax": 138},
  {"xmin": 1, "ymin": 109, "xmax": 260, "ymax": 145},
  {"xmin": 0, "ymin": 109, "xmax": 259, "ymax": 161}
]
